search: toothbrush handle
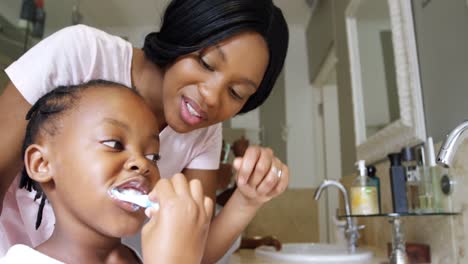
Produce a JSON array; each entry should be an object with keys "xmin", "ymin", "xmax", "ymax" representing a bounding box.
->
[{"xmin": 144, "ymin": 195, "xmax": 160, "ymax": 210}]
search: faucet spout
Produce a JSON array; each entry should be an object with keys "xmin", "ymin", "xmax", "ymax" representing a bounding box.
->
[
  {"xmin": 437, "ymin": 120, "xmax": 468, "ymax": 168},
  {"xmin": 314, "ymin": 180, "xmax": 359, "ymax": 253}
]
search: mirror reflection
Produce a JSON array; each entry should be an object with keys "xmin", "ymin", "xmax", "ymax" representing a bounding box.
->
[{"xmin": 354, "ymin": 0, "xmax": 399, "ymax": 138}]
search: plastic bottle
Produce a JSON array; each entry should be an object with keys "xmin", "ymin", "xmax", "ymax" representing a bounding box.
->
[
  {"xmin": 401, "ymin": 147, "xmax": 420, "ymax": 213},
  {"xmin": 367, "ymin": 165, "xmax": 381, "ymax": 214},
  {"xmin": 350, "ymin": 160, "xmax": 379, "ymax": 215},
  {"xmin": 388, "ymin": 153, "xmax": 408, "ymax": 213}
]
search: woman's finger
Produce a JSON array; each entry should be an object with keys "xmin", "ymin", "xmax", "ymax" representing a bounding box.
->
[
  {"xmin": 247, "ymin": 147, "xmax": 273, "ymax": 188},
  {"xmin": 267, "ymin": 164, "xmax": 289, "ymax": 197},
  {"xmin": 236, "ymin": 146, "xmax": 261, "ymax": 185},
  {"xmin": 256, "ymin": 158, "xmax": 282, "ymax": 195}
]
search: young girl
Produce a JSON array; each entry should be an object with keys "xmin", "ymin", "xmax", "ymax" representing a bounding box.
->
[
  {"xmin": 0, "ymin": 80, "xmax": 213, "ymax": 263},
  {"xmin": 0, "ymin": 0, "xmax": 290, "ymax": 262}
]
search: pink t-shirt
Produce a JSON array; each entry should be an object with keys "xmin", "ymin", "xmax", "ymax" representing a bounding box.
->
[
  {"xmin": 0, "ymin": 24, "xmax": 222, "ymax": 255},
  {"xmin": 0, "ymin": 244, "xmax": 64, "ymax": 264}
]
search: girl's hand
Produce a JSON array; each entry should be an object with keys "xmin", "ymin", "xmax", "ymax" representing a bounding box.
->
[
  {"xmin": 233, "ymin": 145, "xmax": 289, "ymax": 208},
  {"xmin": 141, "ymin": 173, "xmax": 213, "ymax": 264}
]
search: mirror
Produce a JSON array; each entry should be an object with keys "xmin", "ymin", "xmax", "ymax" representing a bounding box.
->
[
  {"xmin": 412, "ymin": 0, "xmax": 468, "ymax": 142},
  {"xmin": 345, "ymin": 0, "xmax": 426, "ymax": 163}
]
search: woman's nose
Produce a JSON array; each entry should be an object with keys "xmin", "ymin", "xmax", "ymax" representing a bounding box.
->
[
  {"xmin": 124, "ymin": 155, "xmax": 150, "ymax": 175},
  {"xmin": 199, "ymin": 81, "xmax": 223, "ymax": 108}
]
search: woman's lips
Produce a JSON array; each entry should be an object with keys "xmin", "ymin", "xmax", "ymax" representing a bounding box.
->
[{"xmin": 180, "ymin": 96, "xmax": 206, "ymax": 126}]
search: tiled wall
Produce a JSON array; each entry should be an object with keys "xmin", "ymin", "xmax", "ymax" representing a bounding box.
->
[
  {"xmin": 245, "ymin": 188, "xmax": 320, "ymax": 243},
  {"xmin": 342, "ymin": 140, "xmax": 468, "ymax": 263}
]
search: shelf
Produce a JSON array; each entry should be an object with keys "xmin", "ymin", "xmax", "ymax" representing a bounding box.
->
[{"xmin": 338, "ymin": 212, "xmax": 460, "ymax": 218}]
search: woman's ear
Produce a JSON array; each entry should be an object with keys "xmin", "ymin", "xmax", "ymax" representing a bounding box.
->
[{"xmin": 24, "ymin": 144, "xmax": 53, "ymax": 183}]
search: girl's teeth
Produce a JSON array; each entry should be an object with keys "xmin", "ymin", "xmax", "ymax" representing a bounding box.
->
[{"xmin": 186, "ymin": 102, "xmax": 201, "ymax": 117}]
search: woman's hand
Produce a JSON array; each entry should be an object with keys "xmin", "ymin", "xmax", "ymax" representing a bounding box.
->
[
  {"xmin": 141, "ymin": 173, "xmax": 214, "ymax": 264},
  {"xmin": 233, "ymin": 145, "xmax": 289, "ymax": 209}
]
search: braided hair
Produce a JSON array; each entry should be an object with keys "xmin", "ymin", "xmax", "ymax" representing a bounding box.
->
[{"xmin": 20, "ymin": 80, "xmax": 137, "ymax": 229}]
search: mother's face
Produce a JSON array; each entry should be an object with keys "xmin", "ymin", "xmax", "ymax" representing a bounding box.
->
[{"xmin": 162, "ymin": 31, "xmax": 269, "ymax": 133}]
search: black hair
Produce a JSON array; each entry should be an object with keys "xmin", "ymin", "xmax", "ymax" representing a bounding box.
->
[
  {"xmin": 142, "ymin": 0, "xmax": 289, "ymax": 114},
  {"xmin": 20, "ymin": 80, "xmax": 137, "ymax": 229}
]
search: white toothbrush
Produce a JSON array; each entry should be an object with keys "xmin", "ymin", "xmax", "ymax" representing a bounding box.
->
[{"xmin": 110, "ymin": 188, "xmax": 160, "ymax": 210}]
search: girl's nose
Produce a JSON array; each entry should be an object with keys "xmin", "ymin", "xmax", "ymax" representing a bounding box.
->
[{"xmin": 124, "ymin": 155, "xmax": 150, "ymax": 176}]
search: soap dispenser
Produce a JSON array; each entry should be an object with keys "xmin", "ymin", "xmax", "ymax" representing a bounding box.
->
[{"xmin": 351, "ymin": 160, "xmax": 379, "ymax": 215}]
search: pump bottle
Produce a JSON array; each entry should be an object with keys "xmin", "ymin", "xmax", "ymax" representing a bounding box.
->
[{"xmin": 350, "ymin": 160, "xmax": 379, "ymax": 215}]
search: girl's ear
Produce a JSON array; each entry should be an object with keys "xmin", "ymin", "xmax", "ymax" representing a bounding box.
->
[{"xmin": 24, "ymin": 144, "xmax": 53, "ymax": 183}]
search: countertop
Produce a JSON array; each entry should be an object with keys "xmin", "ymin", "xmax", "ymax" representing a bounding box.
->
[{"xmin": 228, "ymin": 249, "xmax": 389, "ymax": 264}]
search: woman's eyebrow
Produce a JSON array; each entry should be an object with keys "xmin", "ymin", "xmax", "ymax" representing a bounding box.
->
[
  {"xmin": 240, "ymin": 78, "xmax": 258, "ymax": 91},
  {"xmin": 215, "ymin": 45, "xmax": 258, "ymax": 90},
  {"xmin": 214, "ymin": 44, "xmax": 226, "ymax": 62}
]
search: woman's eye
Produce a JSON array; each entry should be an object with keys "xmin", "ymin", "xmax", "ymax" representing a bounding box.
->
[
  {"xmin": 229, "ymin": 87, "xmax": 244, "ymax": 101},
  {"xmin": 102, "ymin": 140, "xmax": 124, "ymax": 150},
  {"xmin": 145, "ymin": 153, "xmax": 161, "ymax": 164},
  {"xmin": 199, "ymin": 55, "xmax": 214, "ymax": 71}
]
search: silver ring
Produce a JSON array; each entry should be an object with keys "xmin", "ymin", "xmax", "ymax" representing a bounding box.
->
[{"xmin": 272, "ymin": 166, "xmax": 283, "ymax": 178}]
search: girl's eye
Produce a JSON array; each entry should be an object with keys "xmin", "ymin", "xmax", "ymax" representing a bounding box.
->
[
  {"xmin": 229, "ymin": 87, "xmax": 244, "ymax": 101},
  {"xmin": 198, "ymin": 55, "xmax": 214, "ymax": 71},
  {"xmin": 102, "ymin": 140, "xmax": 124, "ymax": 150},
  {"xmin": 145, "ymin": 153, "xmax": 161, "ymax": 164}
]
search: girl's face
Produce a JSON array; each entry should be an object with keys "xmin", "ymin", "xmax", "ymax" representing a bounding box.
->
[
  {"xmin": 162, "ymin": 31, "xmax": 269, "ymax": 133},
  {"xmin": 47, "ymin": 87, "xmax": 160, "ymax": 237}
]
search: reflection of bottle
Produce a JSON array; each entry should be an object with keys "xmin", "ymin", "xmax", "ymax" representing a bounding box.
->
[
  {"xmin": 367, "ymin": 165, "xmax": 381, "ymax": 213},
  {"xmin": 32, "ymin": 0, "xmax": 46, "ymax": 38},
  {"xmin": 401, "ymin": 147, "xmax": 420, "ymax": 213},
  {"xmin": 388, "ymin": 153, "xmax": 408, "ymax": 213},
  {"xmin": 351, "ymin": 160, "xmax": 378, "ymax": 215},
  {"xmin": 426, "ymin": 137, "xmax": 443, "ymax": 212}
]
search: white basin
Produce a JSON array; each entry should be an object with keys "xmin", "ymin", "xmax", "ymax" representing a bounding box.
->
[{"xmin": 255, "ymin": 243, "xmax": 373, "ymax": 263}]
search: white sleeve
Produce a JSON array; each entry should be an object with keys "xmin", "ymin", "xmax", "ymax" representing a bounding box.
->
[
  {"xmin": 5, "ymin": 25, "xmax": 96, "ymax": 105},
  {"xmin": 186, "ymin": 124, "xmax": 223, "ymax": 170}
]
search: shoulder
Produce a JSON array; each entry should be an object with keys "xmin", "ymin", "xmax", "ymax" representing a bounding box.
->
[
  {"xmin": 50, "ymin": 24, "xmax": 129, "ymax": 50},
  {"xmin": 53, "ymin": 24, "xmax": 114, "ymax": 40}
]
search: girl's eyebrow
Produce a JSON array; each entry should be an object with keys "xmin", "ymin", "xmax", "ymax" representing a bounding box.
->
[
  {"xmin": 102, "ymin": 118, "xmax": 130, "ymax": 132},
  {"xmin": 103, "ymin": 117, "xmax": 160, "ymax": 142}
]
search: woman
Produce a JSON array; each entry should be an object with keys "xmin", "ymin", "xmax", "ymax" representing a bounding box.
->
[{"xmin": 0, "ymin": 0, "xmax": 289, "ymax": 262}]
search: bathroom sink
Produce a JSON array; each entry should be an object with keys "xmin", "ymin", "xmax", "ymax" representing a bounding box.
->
[{"xmin": 255, "ymin": 243, "xmax": 373, "ymax": 263}]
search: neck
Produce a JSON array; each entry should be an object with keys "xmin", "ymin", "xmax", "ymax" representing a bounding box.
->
[{"xmin": 131, "ymin": 48, "xmax": 167, "ymax": 131}]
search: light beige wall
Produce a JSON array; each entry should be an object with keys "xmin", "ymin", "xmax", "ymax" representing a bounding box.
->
[{"xmin": 245, "ymin": 189, "xmax": 319, "ymax": 243}]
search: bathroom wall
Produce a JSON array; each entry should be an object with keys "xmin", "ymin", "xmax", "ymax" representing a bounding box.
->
[{"xmin": 244, "ymin": 189, "xmax": 320, "ymax": 243}]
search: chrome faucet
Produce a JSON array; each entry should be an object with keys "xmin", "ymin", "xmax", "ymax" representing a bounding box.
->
[
  {"xmin": 314, "ymin": 180, "xmax": 362, "ymax": 254},
  {"xmin": 437, "ymin": 120, "xmax": 468, "ymax": 167}
]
